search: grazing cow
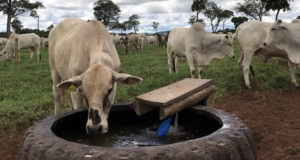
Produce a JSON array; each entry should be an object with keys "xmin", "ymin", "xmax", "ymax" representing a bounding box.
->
[
  {"xmin": 236, "ymin": 20, "xmax": 298, "ymax": 88},
  {"xmin": 0, "ymin": 38, "xmax": 7, "ymax": 47},
  {"xmin": 167, "ymin": 22, "xmax": 234, "ymax": 78},
  {"xmin": 124, "ymin": 34, "xmax": 140, "ymax": 54},
  {"xmin": 112, "ymin": 34, "xmax": 123, "ymax": 47},
  {"xmin": 146, "ymin": 35, "xmax": 156, "ymax": 46},
  {"xmin": 40, "ymin": 37, "xmax": 49, "ymax": 49},
  {"xmin": 0, "ymin": 33, "xmax": 41, "ymax": 61},
  {"xmin": 264, "ymin": 19, "xmax": 300, "ymax": 86},
  {"xmin": 49, "ymin": 17, "xmax": 142, "ymax": 135},
  {"xmin": 136, "ymin": 33, "xmax": 145, "ymax": 51}
]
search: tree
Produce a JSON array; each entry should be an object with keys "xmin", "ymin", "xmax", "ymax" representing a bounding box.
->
[
  {"xmin": 0, "ymin": 0, "xmax": 45, "ymax": 37},
  {"xmin": 191, "ymin": 0, "xmax": 207, "ymax": 21},
  {"xmin": 235, "ymin": 0, "xmax": 268, "ymax": 21},
  {"xmin": 188, "ymin": 15, "xmax": 205, "ymax": 26},
  {"xmin": 220, "ymin": 10, "xmax": 234, "ymax": 30},
  {"xmin": 93, "ymin": 0, "xmax": 121, "ymax": 28},
  {"xmin": 264, "ymin": 0, "xmax": 292, "ymax": 20},
  {"xmin": 30, "ymin": 10, "xmax": 39, "ymax": 30},
  {"xmin": 231, "ymin": 16, "xmax": 248, "ymax": 29},
  {"xmin": 152, "ymin": 21, "xmax": 159, "ymax": 33},
  {"xmin": 47, "ymin": 24, "xmax": 54, "ymax": 32},
  {"xmin": 297, "ymin": 16, "xmax": 300, "ymax": 19},
  {"xmin": 127, "ymin": 14, "xmax": 140, "ymax": 33},
  {"xmin": 203, "ymin": 1, "xmax": 222, "ymax": 32},
  {"xmin": 11, "ymin": 18, "xmax": 22, "ymax": 33}
]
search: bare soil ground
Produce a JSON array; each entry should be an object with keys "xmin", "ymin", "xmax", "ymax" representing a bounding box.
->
[{"xmin": 0, "ymin": 89, "xmax": 299, "ymax": 160}]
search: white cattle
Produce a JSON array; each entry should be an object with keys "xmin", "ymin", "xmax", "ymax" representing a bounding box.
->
[
  {"xmin": 264, "ymin": 19, "xmax": 300, "ymax": 86},
  {"xmin": 49, "ymin": 17, "xmax": 142, "ymax": 135},
  {"xmin": 167, "ymin": 22, "xmax": 234, "ymax": 78},
  {"xmin": 136, "ymin": 33, "xmax": 145, "ymax": 51},
  {"xmin": 0, "ymin": 33, "xmax": 41, "ymax": 61},
  {"xmin": 112, "ymin": 34, "xmax": 123, "ymax": 47},
  {"xmin": 146, "ymin": 35, "xmax": 156, "ymax": 46},
  {"xmin": 0, "ymin": 38, "xmax": 7, "ymax": 47},
  {"xmin": 40, "ymin": 37, "xmax": 49, "ymax": 49},
  {"xmin": 236, "ymin": 20, "xmax": 298, "ymax": 88}
]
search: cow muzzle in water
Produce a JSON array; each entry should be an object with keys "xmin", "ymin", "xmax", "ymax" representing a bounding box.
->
[{"xmin": 86, "ymin": 108, "xmax": 108, "ymax": 135}]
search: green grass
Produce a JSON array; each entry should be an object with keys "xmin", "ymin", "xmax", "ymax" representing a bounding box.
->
[{"xmin": 0, "ymin": 43, "xmax": 299, "ymax": 128}]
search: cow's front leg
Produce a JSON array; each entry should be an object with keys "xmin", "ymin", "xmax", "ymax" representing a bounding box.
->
[
  {"xmin": 196, "ymin": 65, "xmax": 203, "ymax": 79},
  {"xmin": 50, "ymin": 70, "xmax": 61, "ymax": 114},
  {"xmin": 71, "ymin": 88, "xmax": 83, "ymax": 110},
  {"xmin": 288, "ymin": 60, "xmax": 299, "ymax": 87},
  {"xmin": 174, "ymin": 56, "xmax": 179, "ymax": 74},
  {"xmin": 29, "ymin": 49, "xmax": 34, "ymax": 61},
  {"xmin": 186, "ymin": 53, "xmax": 196, "ymax": 78}
]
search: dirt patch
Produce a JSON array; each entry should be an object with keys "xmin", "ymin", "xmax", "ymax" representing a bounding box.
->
[
  {"xmin": 215, "ymin": 89, "xmax": 300, "ymax": 160},
  {"xmin": 0, "ymin": 89, "xmax": 299, "ymax": 160},
  {"xmin": 0, "ymin": 123, "xmax": 30, "ymax": 160}
]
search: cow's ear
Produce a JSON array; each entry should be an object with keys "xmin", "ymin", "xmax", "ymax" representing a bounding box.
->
[
  {"xmin": 57, "ymin": 74, "xmax": 84, "ymax": 89},
  {"xmin": 112, "ymin": 71, "xmax": 142, "ymax": 85}
]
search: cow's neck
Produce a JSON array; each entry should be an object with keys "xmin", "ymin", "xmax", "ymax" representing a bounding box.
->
[{"xmin": 89, "ymin": 53, "xmax": 114, "ymax": 70}]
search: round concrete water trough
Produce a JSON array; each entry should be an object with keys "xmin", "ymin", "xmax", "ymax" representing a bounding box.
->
[{"xmin": 18, "ymin": 104, "xmax": 256, "ymax": 160}]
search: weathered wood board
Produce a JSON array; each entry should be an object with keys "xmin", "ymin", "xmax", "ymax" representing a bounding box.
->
[
  {"xmin": 136, "ymin": 78, "xmax": 213, "ymax": 107},
  {"xmin": 135, "ymin": 78, "xmax": 216, "ymax": 119}
]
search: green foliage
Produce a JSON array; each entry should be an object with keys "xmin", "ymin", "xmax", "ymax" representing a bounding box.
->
[
  {"xmin": 152, "ymin": 22, "xmax": 159, "ymax": 33},
  {"xmin": 231, "ymin": 16, "xmax": 248, "ymax": 29},
  {"xmin": 47, "ymin": 24, "xmax": 54, "ymax": 32},
  {"xmin": 0, "ymin": 0, "xmax": 45, "ymax": 36},
  {"xmin": 220, "ymin": 10, "xmax": 234, "ymax": 30},
  {"xmin": 0, "ymin": 41, "xmax": 298, "ymax": 128},
  {"xmin": 127, "ymin": 14, "xmax": 140, "ymax": 33},
  {"xmin": 188, "ymin": 16, "xmax": 205, "ymax": 26},
  {"xmin": 235, "ymin": 0, "xmax": 269, "ymax": 21},
  {"xmin": 191, "ymin": 0, "xmax": 207, "ymax": 20},
  {"xmin": 20, "ymin": 28, "xmax": 49, "ymax": 38},
  {"xmin": 203, "ymin": 1, "xmax": 222, "ymax": 32},
  {"xmin": 264, "ymin": 0, "xmax": 292, "ymax": 20},
  {"xmin": 93, "ymin": 0, "xmax": 121, "ymax": 28},
  {"xmin": 11, "ymin": 18, "xmax": 23, "ymax": 33}
]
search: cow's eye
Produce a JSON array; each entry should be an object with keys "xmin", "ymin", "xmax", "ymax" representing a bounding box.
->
[
  {"xmin": 271, "ymin": 28, "xmax": 276, "ymax": 31},
  {"xmin": 228, "ymin": 43, "xmax": 232, "ymax": 46}
]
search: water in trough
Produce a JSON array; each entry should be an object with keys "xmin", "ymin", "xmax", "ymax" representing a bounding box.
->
[{"xmin": 52, "ymin": 108, "xmax": 222, "ymax": 148}]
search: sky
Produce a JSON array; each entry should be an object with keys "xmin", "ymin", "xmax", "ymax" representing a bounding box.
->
[{"xmin": 0, "ymin": 0, "xmax": 300, "ymax": 33}]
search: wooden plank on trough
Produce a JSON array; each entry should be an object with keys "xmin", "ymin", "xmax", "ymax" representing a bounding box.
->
[
  {"xmin": 159, "ymin": 85, "xmax": 216, "ymax": 120},
  {"xmin": 136, "ymin": 78, "xmax": 213, "ymax": 107},
  {"xmin": 134, "ymin": 101, "xmax": 156, "ymax": 116}
]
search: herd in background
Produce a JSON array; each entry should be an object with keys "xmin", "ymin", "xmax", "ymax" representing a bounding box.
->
[
  {"xmin": 0, "ymin": 17, "xmax": 299, "ymax": 91},
  {"xmin": 111, "ymin": 33, "xmax": 168, "ymax": 54}
]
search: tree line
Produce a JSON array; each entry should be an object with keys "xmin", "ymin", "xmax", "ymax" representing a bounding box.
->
[
  {"xmin": 190, "ymin": 0, "xmax": 294, "ymax": 33},
  {"xmin": 0, "ymin": 0, "xmax": 297, "ymax": 38}
]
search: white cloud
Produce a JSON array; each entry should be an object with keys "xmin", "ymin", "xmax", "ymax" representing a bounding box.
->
[{"xmin": 0, "ymin": 0, "xmax": 299, "ymax": 34}]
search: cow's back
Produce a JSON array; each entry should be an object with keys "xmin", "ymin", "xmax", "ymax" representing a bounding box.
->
[
  {"xmin": 49, "ymin": 17, "xmax": 120, "ymax": 80},
  {"xmin": 236, "ymin": 20, "xmax": 272, "ymax": 52},
  {"xmin": 167, "ymin": 27, "xmax": 187, "ymax": 57}
]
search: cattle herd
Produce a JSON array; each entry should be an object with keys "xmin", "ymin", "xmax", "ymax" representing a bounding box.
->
[{"xmin": 0, "ymin": 17, "xmax": 299, "ymax": 134}]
